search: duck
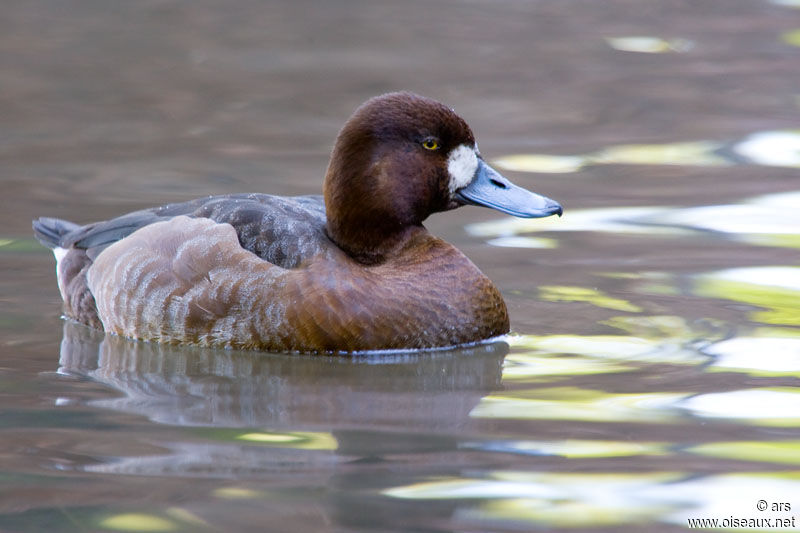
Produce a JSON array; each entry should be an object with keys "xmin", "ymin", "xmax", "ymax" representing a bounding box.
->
[{"xmin": 33, "ymin": 92, "xmax": 562, "ymax": 353}]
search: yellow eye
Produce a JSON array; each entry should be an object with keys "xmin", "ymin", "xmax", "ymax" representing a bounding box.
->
[{"xmin": 422, "ymin": 138, "xmax": 440, "ymax": 151}]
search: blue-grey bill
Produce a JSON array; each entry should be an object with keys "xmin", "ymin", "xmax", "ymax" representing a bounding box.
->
[{"xmin": 455, "ymin": 160, "xmax": 563, "ymax": 218}]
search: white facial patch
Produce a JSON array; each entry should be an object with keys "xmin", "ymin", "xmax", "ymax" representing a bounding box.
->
[
  {"xmin": 446, "ymin": 144, "xmax": 478, "ymax": 194},
  {"xmin": 53, "ymin": 247, "xmax": 68, "ymax": 300}
]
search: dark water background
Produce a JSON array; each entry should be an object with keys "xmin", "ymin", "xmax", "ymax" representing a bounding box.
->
[{"xmin": 2, "ymin": 1, "xmax": 800, "ymax": 531}]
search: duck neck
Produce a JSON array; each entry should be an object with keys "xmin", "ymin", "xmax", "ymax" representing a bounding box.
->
[{"xmin": 326, "ymin": 214, "xmax": 422, "ymax": 265}]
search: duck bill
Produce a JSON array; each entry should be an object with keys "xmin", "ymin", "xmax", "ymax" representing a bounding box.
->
[{"xmin": 455, "ymin": 160, "xmax": 562, "ymax": 218}]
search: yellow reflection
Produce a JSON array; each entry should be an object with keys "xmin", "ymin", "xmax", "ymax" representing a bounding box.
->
[
  {"xmin": 213, "ymin": 487, "xmax": 264, "ymax": 500},
  {"xmin": 512, "ymin": 333, "xmax": 705, "ymax": 364},
  {"xmin": 98, "ymin": 513, "xmax": 176, "ymax": 532},
  {"xmin": 605, "ymin": 36, "xmax": 694, "ymax": 53},
  {"xmin": 501, "ymin": 351, "xmax": 632, "ymax": 380},
  {"xmin": 781, "ymin": 29, "xmax": 800, "ymax": 46},
  {"xmin": 603, "ymin": 315, "xmax": 698, "ymax": 339},
  {"xmin": 746, "ymin": 233, "xmax": 800, "ymax": 249},
  {"xmin": 235, "ymin": 431, "xmax": 338, "ymax": 450},
  {"xmin": 694, "ymin": 266, "xmax": 800, "ymax": 326},
  {"xmin": 539, "ymin": 285, "xmax": 642, "ymax": 312},
  {"xmin": 164, "ymin": 508, "xmax": 208, "ymax": 528},
  {"xmin": 592, "ymin": 141, "xmax": 727, "ymax": 166},
  {"xmin": 690, "ymin": 441, "xmax": 800, "ymax": 465},
  {"xmin": 470, "ymin": 387, "xmax": 687, "ymax": 423}
]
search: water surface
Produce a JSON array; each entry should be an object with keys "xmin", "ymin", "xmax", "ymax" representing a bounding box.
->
[{"xmin": 2, "ymin": 1, "xmax": 800, "ymax": 531}]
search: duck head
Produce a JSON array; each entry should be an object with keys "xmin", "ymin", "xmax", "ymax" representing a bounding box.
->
[{"xmin": 324, "ymin": 92, "xmax": 562, "ymax": 263}]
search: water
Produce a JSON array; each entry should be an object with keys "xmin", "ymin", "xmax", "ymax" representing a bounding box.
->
[{"xmin": 2, "ymin": 1, "xmax": 800, "ymax": 531}]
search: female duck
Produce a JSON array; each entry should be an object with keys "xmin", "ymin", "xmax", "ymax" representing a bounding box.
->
[{"xmin": 34, "ymin": 92, "xmax": 562, "ymax": 353}]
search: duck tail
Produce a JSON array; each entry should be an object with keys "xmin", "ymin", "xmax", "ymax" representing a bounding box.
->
[{"xmin": 32, "ymin": 217, "xmax": 80, "ymax": 249}]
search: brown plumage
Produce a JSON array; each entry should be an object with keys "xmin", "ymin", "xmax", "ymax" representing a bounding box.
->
[{"xmin": 33, "ymin": 92, "xmax": 562, "ymax": 353}]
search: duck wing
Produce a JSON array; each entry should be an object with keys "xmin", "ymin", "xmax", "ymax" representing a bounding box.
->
[{"xmin": 35, "ymin": 193, "xmax": 330, "ymax": 268}]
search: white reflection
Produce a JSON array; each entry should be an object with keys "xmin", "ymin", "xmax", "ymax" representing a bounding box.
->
[
  {"xmin": 707, "ymin": 337, "xmax": 800, "ymax": 373},
  {"xmin": 733, "ymin": 130, "xmax": 800, "ymax": 167},
  {"xmin": 679, "ymin": 389, "xmax": 800, "ymax": 422},
  {"xmin": 703, "ymin": 266, "xmax": 800, "ymax": 291},
  {"xmin": 642, "ymin": 475, "xmax": 800, "ymax": 526}
]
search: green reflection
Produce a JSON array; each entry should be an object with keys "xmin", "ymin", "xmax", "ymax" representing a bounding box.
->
[
  {"xmin": 539, "ymin": 285, "xmax": 642, "ymax": 312},
  {"xmin": 694, "ymin": 267, "xmax": 800, "ymax": 326}
]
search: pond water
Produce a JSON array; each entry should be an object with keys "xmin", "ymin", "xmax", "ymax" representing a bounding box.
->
[{"xmin": 2, "ymin": 1, "xmax": 800, "ymax": 531}]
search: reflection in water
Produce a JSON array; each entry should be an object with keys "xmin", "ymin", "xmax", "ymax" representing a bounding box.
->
[
  {"xmin": 29, "ymin": 297, "xmax": 800, "ymax": 530},
  {"xmin": 696, "ymin": 266, "xmax": 800, "ymax": 326},
  {"xmin": 679, "ymin": 389, "xmax": 800, "ymax": 426},
  {"xmin": 467, "ymin": 190, "xmax": 800, "ymax": 249},
  {"xmin": 604, "ymin": 36, "xmax": 694, "ymax": 54},
  {"xmin": 493, "ymin": 129, "xmax": 800, "ymax": 174},
  {"xmin": 706, "ymin": 336, "xmax": 800, "ymax": 375},
  {"xmin": 57, "ymin": 321, "xmax": 508, "ymax": 430}
]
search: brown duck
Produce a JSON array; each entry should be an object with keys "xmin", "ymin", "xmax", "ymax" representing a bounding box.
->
[{"xmin": 34, "ymin": 92, "xmax": 562, "ymax": 353}]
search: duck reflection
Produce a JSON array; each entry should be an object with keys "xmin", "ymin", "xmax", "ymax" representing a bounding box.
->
[{"xmin": 57, "ymin": 321, "xmax": 507, "ymax": 431}]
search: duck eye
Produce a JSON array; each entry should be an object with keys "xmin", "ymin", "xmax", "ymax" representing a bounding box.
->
[{"xmin": 421, "ymin": 138, "xmax": 440, "ymax": 151}]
